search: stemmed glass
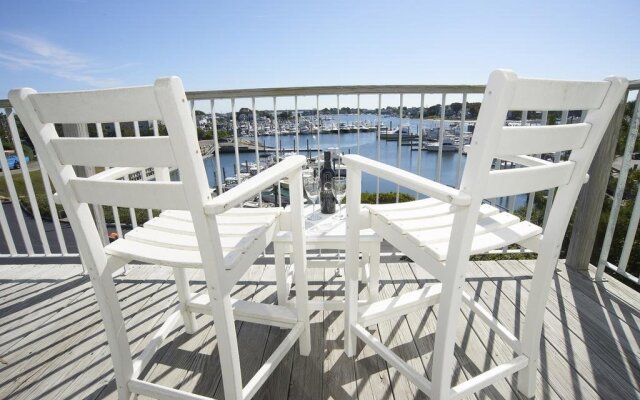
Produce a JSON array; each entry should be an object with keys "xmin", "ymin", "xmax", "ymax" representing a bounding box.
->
[
  {"xmin": 304, "ymin": 174, "xmax": 321, "ymax": 220},
  {"xmin": 332, "ymin": 176, "xmax": 346, "ymax": 218}
]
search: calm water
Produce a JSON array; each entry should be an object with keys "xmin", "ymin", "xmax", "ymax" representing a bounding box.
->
[
  {"xmin": 205, "ymin": 124, "xmax": 465, "ymax": 190},
  {"xmin": 202, "ymin": 114, "xmax": 525, "ymax": 208}
]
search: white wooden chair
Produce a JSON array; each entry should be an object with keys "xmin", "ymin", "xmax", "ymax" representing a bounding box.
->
[
  {"xmin": 9, "ymin": 77, "xmax": 310, "ymax": 400},
  {"xmin": 342, "ymin": 70, "xmax": 627, "ymax": 399}
]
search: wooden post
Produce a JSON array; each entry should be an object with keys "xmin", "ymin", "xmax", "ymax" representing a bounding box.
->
[
  {"xmin": 61, "ymin": 123, "xmax": 109, "ymax": 247},
  {"xmin": 565, "ymin": 100, "xmax": 626, "ymax": 273}
]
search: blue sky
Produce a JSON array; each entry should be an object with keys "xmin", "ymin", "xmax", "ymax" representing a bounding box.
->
[{"xmin": 1, "ymin": 0, "xmax": 638, "ymax": 109}]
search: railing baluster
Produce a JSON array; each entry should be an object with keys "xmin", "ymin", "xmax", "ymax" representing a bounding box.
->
[
  {"xmin": 0, "ymin": 112, "xmax": 32, "ymax": 255},
  {"xmin": 416, "ymin": 93, "xmax": 425, "ymax": 199},
  {"xmin": 231, "ymin": 98, "xmax": 242, "ymax": 185},
  {"xmin": 436, "ymin": 94, "xmax": 446, "ymax": 182},
  {"xmin": 252, "ymin": 97, "xmax": 262, "ymax": 206},
  {"xmin": 337, "ymin": 95, "xmax": 341, "ymax": 153},
  {"xmin": 456, "ymin": 93, "xmax": 467, "ymax": 187},
  {"xmin": 210, "ymin": 100, "xmax": 223, "ymax": 194},
  {"xmin": 356, "ymin": 94, "xmax": 361, "ymax": 154},
  {"xmin": 376, "ymin": 94, "xmax": 382, "ymax": 204},
  {"xmin": 39, "ymin": 161, "xmax": 68, "ymax": 254},
  {"xmin": 0, "ymin": 193, "xmax": 17, "ymax": 255},
  {"xmin": 273, "ymin": 97, "xmax": 282, "ymax": 207},
  {"xmin": 294, "ymin": 96, "xmax": 300, "ymax": 154},
  {"xmin": 316, "ymin": 95, "xmax": 321, "ymax": 163},
  {"xmin": 616, "ymin": 185, "xmax": 640, "ymax": 277},
  {"xmin": 596, "ymin": 91, "xmax": 640, "ymax": 280},
  {"xmin": 7, "ymin": 109, "xmax": 50, "ymax": 254},
  {"xmin": 396, "ymin": 94, "xmax": 404, "ymax": 202}
]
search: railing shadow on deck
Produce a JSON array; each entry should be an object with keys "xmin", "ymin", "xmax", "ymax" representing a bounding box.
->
[{"xmin": 0, "ymin": 266, "xmax": 638, "ymax": 399}]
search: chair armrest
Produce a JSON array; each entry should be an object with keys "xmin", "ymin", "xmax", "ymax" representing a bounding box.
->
[
  {"xmin": 204, "ymin": 155, "xmax": 306, "ymax": 215},
  {"xmin": 342, "ymin": 154, "xmax": 471, "ymax": 206}
]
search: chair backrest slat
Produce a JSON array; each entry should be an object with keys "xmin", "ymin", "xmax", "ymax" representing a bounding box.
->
[
  {"xmin": 496, "ymin": 123, "xmax": 590, "ymax": 156},
  {"xmin": 51, "ymin": 137, "xmax": 178, "ymax": 167},
  {"xmin": 29, "ymin": 86, "xmax": 163, "ymax": 123},
  {"xmin": 484, "ymin": 161, "xmax": 575, "ymax": 198},
  {"xmin": 508, "ymin": 79, "xmax": 610, "ymax": 110},
  {"xmin": 70, "ymin": 179, "xmax": 188, "ymax": 210}
]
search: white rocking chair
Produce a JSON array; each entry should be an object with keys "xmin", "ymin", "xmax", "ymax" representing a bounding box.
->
[
  {"xmin": 342, "ymin": 70, "xmax": 627, "ymax": 399},
  {"xmin": 9, "ymin": 77, "xmax": 310, "ymax": 400}
]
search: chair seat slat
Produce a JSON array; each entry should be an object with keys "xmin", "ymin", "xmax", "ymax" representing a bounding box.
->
[
  {"xmin": 428, "ymin": 221, "xmax": 542, "ymax": 260},
  {"xmin": 51, "ymin": 137, "xmax": 177, "ymax": 167}
]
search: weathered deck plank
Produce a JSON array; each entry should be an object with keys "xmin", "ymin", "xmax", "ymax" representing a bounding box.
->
[{"xmin": 0, "ymin": 261, "xmax": 637, "ymax": 400}]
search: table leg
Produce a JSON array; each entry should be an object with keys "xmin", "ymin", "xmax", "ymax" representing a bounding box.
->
[
  {"xmin": 368, "ymin": 244, "xmax": 380, "ymax": 302},
  {"xmin": 274, "ymin": 244, "xmax": 289, "ymax": 305}
]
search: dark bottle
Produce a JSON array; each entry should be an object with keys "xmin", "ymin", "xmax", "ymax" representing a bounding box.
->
[{"xmin": 320, "ymin": 151, "xmax": 336, "ymax": 214}]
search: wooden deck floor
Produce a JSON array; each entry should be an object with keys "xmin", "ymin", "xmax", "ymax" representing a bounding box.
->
[{"xmin": 0, "ymin": 260, "xmax": 638, "ymax": 399}]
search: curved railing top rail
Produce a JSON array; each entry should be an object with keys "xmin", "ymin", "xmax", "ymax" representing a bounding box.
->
[
  {"xmin": 185, "ymin": 84, "xmax": 486, "ymax": 100},
  {"xmin": 2, "ymin": 80, "xmax": 636, "ymax": 107},
  {"xmin": 0, "ymin": 84, "xmax": 487, "ymax": 108}
]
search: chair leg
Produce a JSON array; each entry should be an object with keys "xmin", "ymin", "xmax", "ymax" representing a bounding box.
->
[
  {"xmin": 368, "ymin": 246, "xmax": 380, "ymax": 302},
  {"xmin": 173, "ymin": 267, "xmax": 197, "ymax": 334},
  {"xmin": 275, "ymin": 245, "xmax": 289, "ymax": 305},
  {"xmin": 431, "ymin": 277, "xmax": 465, "ymax": 400},
  {"xmin": 344, "ymin": 252, "xmax": 359, "ymax": 357},
  {"xmin": 517, "ymin": 254, "xmax": 558, "ymax": 398},
  {"xmin": 100, "ymin": 256, "xmax": 135, "ymax": 399},
  {"xmin": 293, "ymin": 255, "xmax": 311, "ymax": 355},
  {"xmin": 211, "ymin": 293, "xmax": 244, "ymax": 400}
]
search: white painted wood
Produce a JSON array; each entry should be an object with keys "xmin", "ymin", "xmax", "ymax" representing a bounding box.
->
[
  {"xmin": 340, "ymin": 70, "xmax": 629, "ymax": 400},
  {"xmin": 396, "ymin": 93, "xmax": 404, "ymax": 202},
  {"xmin": 132, "ymin": 303, "xmax": 184, "ymax": 378},
  {"xmin": 449, "ymin": 356, "xmax": 528, "ymax": 400},
  {"xmin": 461, "ymin": 291, "xmax": 521, "ymax": 353},
  {"xmin": 210, "ymin": 99, "xmax": 224, "ymax": 194},
  {"xmin": 497, "ymin": 123, "xmax": 590, "ymax": 155},
  {"xmin": 205, "ymin": 155, "xmax": 306, "ymax": 214},
  {"xmin": 9, "ymin": 76, "xmax": 311, "ymax": 400},
  {"xmin": 484, "ymin": 161, "xmax": 575, "ymax": 198},
  {"xmin": 70, "ymin": 178, "xmax": 188, "ymax": 210},
  {"xmin": 7, "ymin": 109, "xmax": 50, "ymax": 255},
  {"xmin": 39, "ymin": 162, "xmax": 68, "ymax": 255},
  {"xmin": 352, "ymin": 323, "xmax": 433, "ymax": 395},
  {"xmin": 342, "ymin": 155, "xmax": 471, "ymax": 206},
  {"xmin": 96, "ymin": 123, "xmax": 123, "ymax": 240},
  {"xmin": 173, "ymin": 267, "xmax": 197, "ymax": 334},
  {"xmin": 50, "ymin": 137, "xmax": 177, "ymax": 167},
  {"xmin": 436, "ymin": 93, "xmax": 446, "ymax": 182},
  {"xmin": 508, "ymin": 78, "xmax": 610, "ymax": 110},
  {"xmin": 241, "ymin": 322, "xmax": 305, "ymax": 399},
  {"xmin": 129, "ymin": 378, "xmax": 213, "ymax": 400},
  {"xmin": 28, "ymin": 85, "xmax": 162, "ymax": 123},
  {"xmin": 358, "ymin": 284, "xmax": 442, "ymax": 327}
]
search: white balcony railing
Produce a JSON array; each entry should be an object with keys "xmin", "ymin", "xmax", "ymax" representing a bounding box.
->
[{"xmin": 0, "ymin": 81, "xmax": 638, "ymax": 285}]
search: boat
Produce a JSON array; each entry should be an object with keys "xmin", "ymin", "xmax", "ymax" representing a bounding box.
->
[{"xmin": 424, "ymin": 136, "xmax": 459, "ymax": 152}]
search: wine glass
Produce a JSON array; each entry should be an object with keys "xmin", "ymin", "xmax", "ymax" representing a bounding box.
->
[
  {"xmin": 332, "ymin": 176, "xmax": 347, "ymax": 218},
  {"xmin": 304, "ymin": 174, "xmax": 321, "ymax": 220}
]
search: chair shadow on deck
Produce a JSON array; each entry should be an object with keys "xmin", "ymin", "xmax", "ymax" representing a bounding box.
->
[{"xmin": 1, "ymin": 263, "xmax": 638, "ymax": 399}]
